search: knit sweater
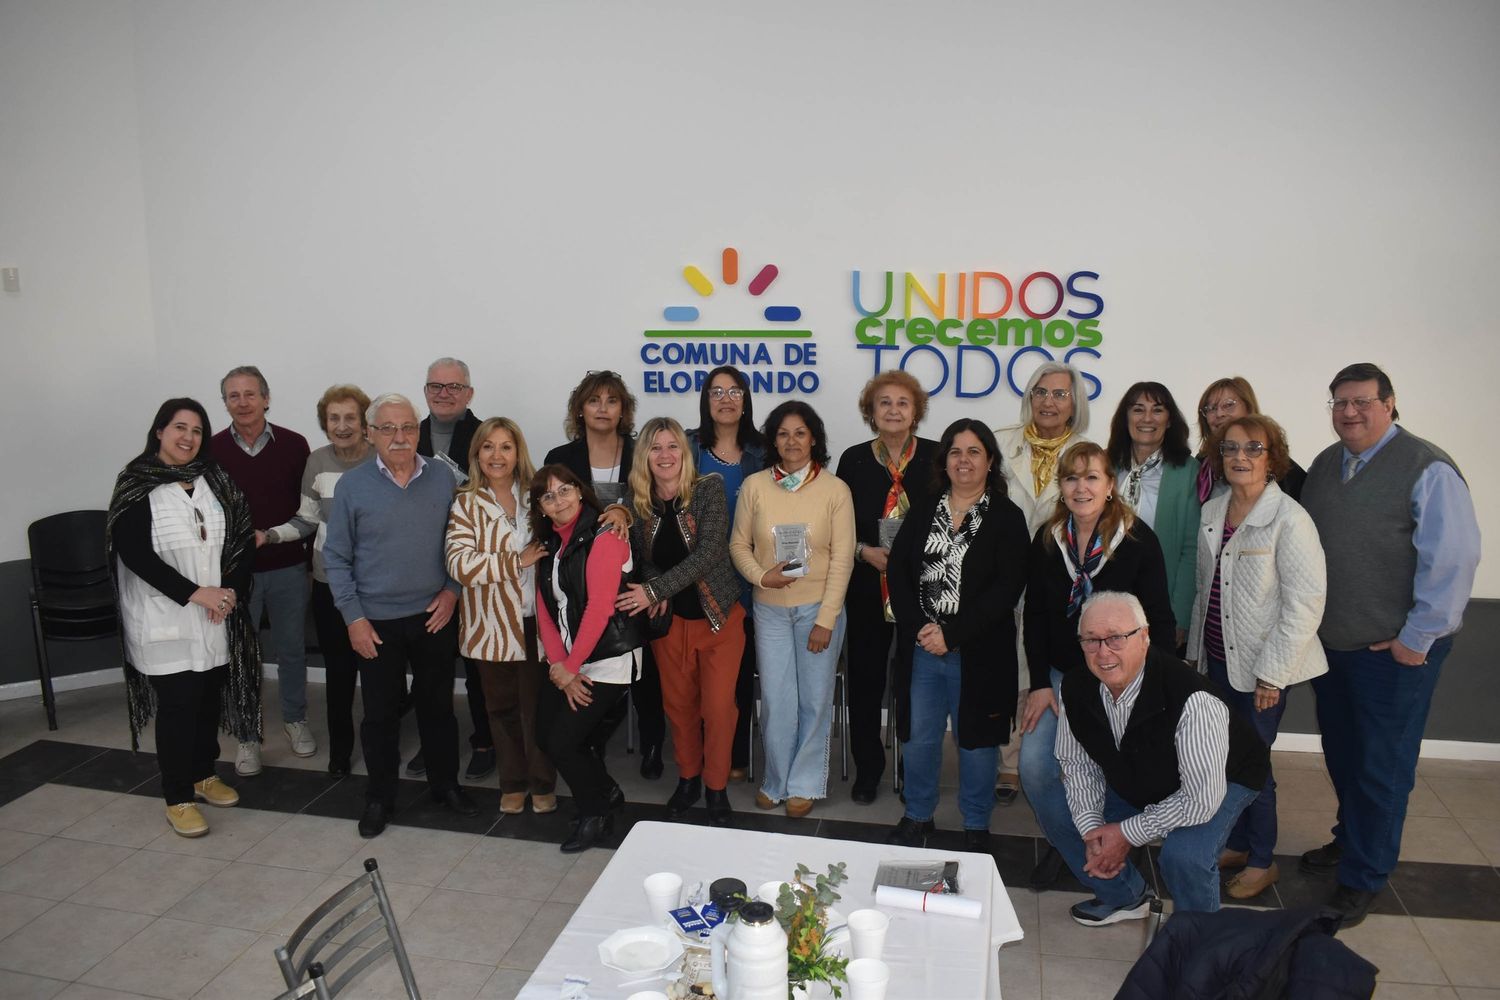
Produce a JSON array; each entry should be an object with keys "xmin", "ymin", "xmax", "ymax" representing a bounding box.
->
[
  {"xmin": 263, "ymin": 444, "xmax": 373, "ymax": 582},
  {"xmin": 211, "ymin": 423, "xmax": 310, "ymax": 572},
  {"xmin": 729, "ymin": 468, "xmax": 856, "ymax": 630},
  {"xmin": 323, "ymin": 457, "xmax": 460, "ymax": 624}
]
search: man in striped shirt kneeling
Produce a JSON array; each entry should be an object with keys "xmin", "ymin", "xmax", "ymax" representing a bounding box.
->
[{"xmin": 1053, "ymin": 591, "xmax": 1269, "ymax": 926}]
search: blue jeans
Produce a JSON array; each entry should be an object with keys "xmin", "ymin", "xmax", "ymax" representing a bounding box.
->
[
  {"xmin": 249, "ymin": 564, "xmax": 309, "ymax": 725},
  {"xmin": 902, "ymin": 646, "xmax": 999, "ymax": 831},
  {"xmin": 1206, "ymin": 655, "xmax": 1285, "ymax": 868},
  {"xmin": 1018, "ymin": 670, "xmax": 1083, "ymax": 874},
  {"xmin": 753, "ymin": 602, "xmax": 846, "ymax": 801},
  {"xmin": 1070, "ymin": 784, "xmax": 1257, "ymax": 913},
  {"xmin": 1313, "ymin": 637, "xmax": 1452, "ymax": 892}
]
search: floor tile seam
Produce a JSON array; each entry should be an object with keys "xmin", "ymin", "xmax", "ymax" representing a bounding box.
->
[
  {"xmin": 37, "ymin": 744, "xmax": 113, "ymax": 784},
  {"xmin": 430, "ymin": 879, "xmax": 563, "ymax": 903}
]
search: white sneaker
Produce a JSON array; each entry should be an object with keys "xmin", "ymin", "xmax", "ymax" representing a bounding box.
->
[
  {"xmin": 236, "ymin": 741, "xmax": 263, "ymax": 776},
  {"xmin": 284, "ymin": 721, "xmax": 317, "ymax": 758}
]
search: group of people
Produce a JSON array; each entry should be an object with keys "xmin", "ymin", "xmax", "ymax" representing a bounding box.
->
[{"xmin": 107, "ymin": 356, "xmax": 1480, "ymax": 930}]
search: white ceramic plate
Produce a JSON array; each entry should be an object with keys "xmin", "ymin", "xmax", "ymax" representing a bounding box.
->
[{"xmin": 598, "ymin": 925, "xmax": 686, "ymax": 975}]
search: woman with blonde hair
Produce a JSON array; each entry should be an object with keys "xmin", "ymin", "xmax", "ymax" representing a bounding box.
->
[
  {"xmin": 1018, "ymin": 441, "xmax": 1176, "ymax": 890},
  {"xmin": 1194, "ymin": 376, "xmax": 1306, "ymax": 501},
  {"xmin": 446, "ymin": 418, "xmax": 558, "ymax": 814},
  {"xmin": 617, "ymin": 417, "xmax": 746, "ymax": 826}
]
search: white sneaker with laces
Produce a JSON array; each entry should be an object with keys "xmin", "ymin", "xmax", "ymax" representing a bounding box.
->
[
  {"xmin": 284, "ymin": 721, "xmax": 317, "ymax": 758},
  {"xmin": 235, "ymin": 741, "xmax": 263, "ymax": 776}
]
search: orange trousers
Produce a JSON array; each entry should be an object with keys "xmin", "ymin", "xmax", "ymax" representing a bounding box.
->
[{"xmin": 651, "ymin": 602, "xmax": 746, "ymax": 789}]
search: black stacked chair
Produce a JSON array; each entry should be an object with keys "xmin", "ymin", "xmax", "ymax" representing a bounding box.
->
[{"xmin": 28, "ymin": 509, "xmax": 118, "ymax": 730}]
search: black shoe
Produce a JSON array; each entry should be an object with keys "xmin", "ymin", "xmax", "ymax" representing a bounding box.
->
[
  {"xmin": 607, "ymin": 781, "xmax": 626, "ymax": 814},
  {"xmin": 358, "ymin": 802, "xmax": 390, "ymax": 838},
  {"xmin": 1327, "ymin": 883, "xmax": 1378, "ymax": 929},
  {"xmin": 433, "ymin": 785, "xmax": 480, "ymax": 817},
  {"xmin": 851, "ymin": 781, "xmax": 878, "ymax": 805},
  {"xmin": 561, "ymin": 814, "xmax": 614, "ymax": 853},
  {"xmin": 666, "ymin": 776, "xmax": 702, "ymax": 819},
  {"xmin": 639, "ymin": 745, "xmax": 664, "ymax": 780},
  {"xmin": 964, "ymin": 829, "xmax": 993, "ymax": 854},
  {"xmin": 887, "ymin": 816, "xmax": 935, "ymax": 847},
  {"xmin": 328, "ymin": 758, "xmax": 351, "ymax": 778},
  {"xmin": 1029, "ymin": 844, "xmax": 1067, "ymax": 890},
  {"xmin": 1300, "ymin": 840, "xmax": 1343, "ymax": 876},
  {"xmin": 706, "ymin": 787, "xmax": 733, "ymax": 827},
  {"xmin": 465, "ymin": 747, "xmax": 496, "ymax": 780},
  {"xmin": 406, "ymin": 750, "xmax": 427, "ymax": 776}
]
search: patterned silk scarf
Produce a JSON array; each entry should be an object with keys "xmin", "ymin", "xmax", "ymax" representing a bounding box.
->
[
  {"xmin": 106, "ymin": 455, "xmax": 263, "ymax": 751},
  {"xmin": 1124, "ymin": 451, "xmax": 1164, "ymax": 508},
  {"xmin": 1023, "ymin": 424, "xmax": 1073, "ymax": 497},
  {"xmin": 874, "ymin": 435, "xmax": 917, "ymax": 621},
  {"xmin": 772, "ymin": 462, "xmax": 820, "ymax": 493},
  {"xmin": 1061, "ymin": 514, "xmax": 1105, "ymax": 618}
]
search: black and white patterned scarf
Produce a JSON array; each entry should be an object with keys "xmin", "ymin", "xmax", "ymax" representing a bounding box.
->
[
  {"xmin": 918, "ymin": 489, "xmax": 989, "ymax": 623},
  {"xmin": 106, "ymin": 455, "xmax": 263, "ymax": 750}
]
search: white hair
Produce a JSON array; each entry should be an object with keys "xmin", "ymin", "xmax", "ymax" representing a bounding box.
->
[
  {"xmin": 1016, "ymin": 361, "xmax": 1090, "ymax": 435},
  {"xmin": 427, "ymin": 357, "xmax": 471, "ymax": 381},
  {"xmin": 366, "ymin": 393, "xmax": 417, "ymax": 426},
  {"xmin": 1078, "ymin": 591, "xmax": 1148, "ymax": 632}
]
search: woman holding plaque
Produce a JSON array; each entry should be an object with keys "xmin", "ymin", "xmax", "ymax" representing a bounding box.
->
[
  {"xmin": 730, "ymin": 401, "xmax": 855, "ymax": 819},
  {"xmin": 835, "ymin": 370, "xmax": 939, "ymax": 804}
]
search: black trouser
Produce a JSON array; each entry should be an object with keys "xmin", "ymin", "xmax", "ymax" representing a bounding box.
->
[
  {"xmin": 463, "ymin": 657, "xmax": 493, "ymax": 750},
  {"xmin": 358, "ymin": 613, "xmax": 460, "ymax": 808},
  {"xmin": 844, "ymin": 592, "xmax": 895, "ymax": 788},
  {"xmin": 149, "ymin": 664, "xmax": 227, "ymax": 806},
  {"xmin": 536, "ymin": 677, "xmax": 629, "ymax": 817},
  {"xmin": 730, "ymin": 612, "xmax": 757, "ymax": 769},
  {"xmin": 591, "ymin": 644, "xmax": 665, "ymax": 753},
  {"xmin": 311, "ymin": 582, "xmax": 359, "ymax": 767}
]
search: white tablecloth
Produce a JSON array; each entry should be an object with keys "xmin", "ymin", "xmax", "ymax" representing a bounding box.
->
[{"xmin": 519, "ymin": 821, "xmax": 1024, "ymax": 999}]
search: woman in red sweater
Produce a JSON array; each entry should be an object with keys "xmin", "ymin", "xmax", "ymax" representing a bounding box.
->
[{"xmin": 530, "ymin": 464, "xmax": 646, "ymax": 853}]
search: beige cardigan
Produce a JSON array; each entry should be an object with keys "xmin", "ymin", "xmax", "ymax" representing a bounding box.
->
[{"xmin": 729, "ymin": 468, "xmax": 856, "ymax": 631}]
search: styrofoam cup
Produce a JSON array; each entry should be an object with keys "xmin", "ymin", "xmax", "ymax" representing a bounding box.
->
[
  {"xmin": 845, "ymin": 957, "xmax": 891, "ymax": 1000},
  {"xmin": 643, "ymin": 871, "xmax": 683, "ymax": 921},
  {"xmin": 846, "ymin": 908, "xmax": 890, "ymax": 959},
  {"xmin": 758, "ymin": 879, "xmax": 786, "ymax": 905}
]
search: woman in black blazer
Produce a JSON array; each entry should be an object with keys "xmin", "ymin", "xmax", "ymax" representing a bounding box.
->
[
  {"xmin": 1018, "ymin": 440, "xmax": 1176, "ymax": 886},
  {"xmin": 886, "ymin": 419, "xmax": 1030, "ymax": 851}
]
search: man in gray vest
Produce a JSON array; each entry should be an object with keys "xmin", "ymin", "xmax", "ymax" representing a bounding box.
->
[{"xmin": 1298, "ymin": 362, "xmax": 1480, "ymax": 928}]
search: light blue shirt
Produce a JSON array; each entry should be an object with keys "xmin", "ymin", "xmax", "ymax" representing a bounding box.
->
[
  {"xmin": 1343, "ymin": 424, "xmax": 1481, "ymax": 653},
  {"xmin": 229, "ymin": 423, "xmax": 274, "ymax": 457},
  {"xmin": 375, "ymin": 452, "xmax": 427, "ymax": 487}
]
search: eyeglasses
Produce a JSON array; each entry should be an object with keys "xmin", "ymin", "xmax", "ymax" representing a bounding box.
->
[
  {"xmin": 1079, "ymin": 626, "xmax": 1144, "ymax": 652},
  {"xmin": 1030, "ymin": 387, "xmax": 1072, "ymax": 401},
  {"xmin": 424, "ymin": 382, "xmax": 470, "ymax": 395},
  {"xmin": 586, "ymin": 370, "xmax": 622, "ymax": 380},
  {"xmin": 707, "ymin": 387, "xmax": 745, "ymax": 401},
  {"xmin": 371, "ymin": 423, "xmax": 420, "ymax": 436},
  {"xmin": 539, "ymin": 483, "xmax": 579, "ymax": 507},
  {"xmin": 1219, "ymin": 440, "xmax": 1267, "ymax": 457},
  {"xmin": 193, "ymin": 508, "xmax": 207, "ymax": 542},
  {"xmin": 1201, "ymin": 399, "xmax": 1241, "ymax": 416},
  {"xmin": 1327, "ymin": 396, "xmax": 1381, "ymax": 413}
]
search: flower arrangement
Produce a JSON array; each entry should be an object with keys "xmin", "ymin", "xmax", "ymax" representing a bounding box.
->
[{"xmin": 767, "ymin": 862, "xmax": 849, "ymax": 998}]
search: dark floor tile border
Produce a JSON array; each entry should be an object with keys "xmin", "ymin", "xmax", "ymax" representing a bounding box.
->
[{"xmin": 9, "ymin": 738, "xmax": 1500, "ymax": 923}]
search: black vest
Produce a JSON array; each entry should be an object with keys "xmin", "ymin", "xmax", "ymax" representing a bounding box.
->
[
  {"xmin": 1061, "ymin": 647, "xmax": 1269, "ymax": 811},
  {"xmin": 537, "ymin": 507, "xmax": 645, "ymax": 665}
]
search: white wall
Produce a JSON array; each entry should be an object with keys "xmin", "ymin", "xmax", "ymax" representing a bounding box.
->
[{"xmin": 2, "ymin": 0, "xmax": 1496, "ymax": 592}]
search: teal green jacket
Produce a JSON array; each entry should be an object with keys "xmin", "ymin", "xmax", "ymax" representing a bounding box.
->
[{"xmin": 1152, "ymin": 458, "xmax": 1202, "ymax": 633}]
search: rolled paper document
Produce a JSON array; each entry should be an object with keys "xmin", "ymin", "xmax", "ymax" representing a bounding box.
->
[{"xmin": 873, "ymin": 884, "xmax": 982, "ymax": 920}]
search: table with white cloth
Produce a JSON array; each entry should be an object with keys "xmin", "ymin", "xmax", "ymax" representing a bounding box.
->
[{"xmin": 518, "ymin": 820, "xmax": 1024, "ymax": 999}]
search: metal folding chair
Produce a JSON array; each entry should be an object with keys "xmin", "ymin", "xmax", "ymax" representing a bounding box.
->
[{"xmin": 274, "ymin": 859, "xmax": 420, "ymax": 999}]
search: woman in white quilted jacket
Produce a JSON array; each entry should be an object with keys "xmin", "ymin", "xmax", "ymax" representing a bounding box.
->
[{"xmin": 1187, "ymin": 413, "xmax": 1328, "ymax": 900}]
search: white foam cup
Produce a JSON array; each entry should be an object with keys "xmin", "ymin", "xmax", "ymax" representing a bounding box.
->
[
  {"xmin": 643, "ymin": 871, "xmax": 683, "ymax": 921},
  {"xmin": 846, "ymin": 908, "xmax": 890, "ymax": 959},
  {"xmin": 845, "ymin": 957, "xmax": 891, "ymax": 1000}
]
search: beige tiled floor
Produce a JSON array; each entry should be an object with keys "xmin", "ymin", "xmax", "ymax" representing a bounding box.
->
[{"xmin": 2, "ymin": 682, "xmax": 1498, "ymax": 998}]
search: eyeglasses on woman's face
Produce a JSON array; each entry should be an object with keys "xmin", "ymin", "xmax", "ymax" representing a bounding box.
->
[{"xmin": 539, "ymin": 483, "xmax": 579, "ymax": 508}]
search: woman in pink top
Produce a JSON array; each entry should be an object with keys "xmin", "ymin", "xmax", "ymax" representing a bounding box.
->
[{"xmin": 530, "ymin": 464, "xmax": 646, "ymax": 853}]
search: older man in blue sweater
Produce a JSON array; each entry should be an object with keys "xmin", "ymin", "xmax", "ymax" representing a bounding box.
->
[{"xmin": 325, "ymin": 393, "xmax": 479, "ymax": 837}]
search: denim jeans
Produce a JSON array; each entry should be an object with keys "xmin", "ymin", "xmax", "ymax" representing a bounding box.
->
[
  {"xmin": 249, "ymin": 564, "xmax": 309, "ymax": 725},
  {"xmin": 1314, "ymin": 637, "xmax": 1452, "ymax": 892},
  {"xmin": 1018, "ymin": 670, "xmax": 1083, "ymax": 874},
  {"xmin": 1063, "ymin": 783, "xmax": 1257, "ymax": 913},
  {"xmin": 902, "ymin": 645, "xmax": 999, "ymax": 831},
  {"xmin": 1206, "ymin": 654, "xmax": 1285, "ymax": 868},
  {"xmin": 753, "ymin": 601, "xmax": 846, "ymax": 801}
]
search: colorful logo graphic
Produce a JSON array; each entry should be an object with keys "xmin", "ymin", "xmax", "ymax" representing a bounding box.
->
[{"xmin": 641, "ymin": 247, "xmax": 821, "ymax": 395}]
